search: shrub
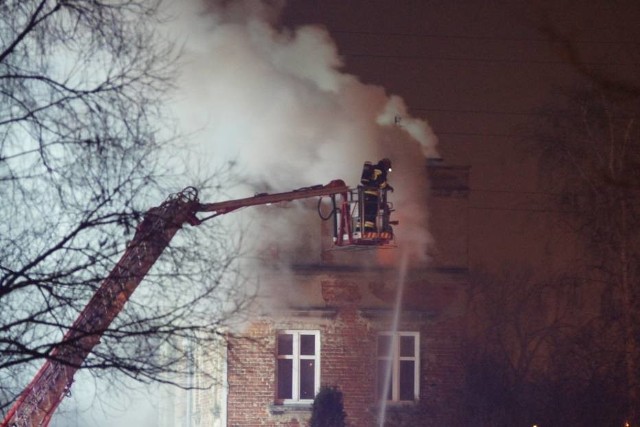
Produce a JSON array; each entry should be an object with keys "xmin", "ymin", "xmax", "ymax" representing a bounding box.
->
[{"xmin": 309, "ymin": 385, "xmax": 347, "ymax": 427}]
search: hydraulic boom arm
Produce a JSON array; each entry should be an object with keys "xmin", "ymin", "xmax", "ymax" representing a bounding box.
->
[{"xmin": 1, "ymin": 180, "xmax": 349, "ymax": 427}]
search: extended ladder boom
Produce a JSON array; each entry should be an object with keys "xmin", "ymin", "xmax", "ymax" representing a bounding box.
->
[
  {"xmin": 197, "ymin": 179, "xmax": 349, "ymax": 218},
  {"xmin": 1, "ymin": 180, "xmax": 349, "ymax": 427}
]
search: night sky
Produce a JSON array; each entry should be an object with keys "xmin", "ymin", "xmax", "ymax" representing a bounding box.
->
[{"xmin": 280, "ymin": 0, "xmax": 640, "ymax": 274}]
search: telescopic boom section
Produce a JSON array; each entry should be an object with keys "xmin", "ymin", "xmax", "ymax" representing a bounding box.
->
[
  {"xmin": 196, "ymin": 179, "xmax": 349, "ymax": 218},
  {"xmin": 1, "ymin": 181, "xmax": 349, "ymax": 427}
]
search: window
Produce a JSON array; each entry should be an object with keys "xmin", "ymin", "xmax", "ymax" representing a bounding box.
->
[
  {"xmin": 377, "ymin": 332, "xmax": 420, "ymax": 402},
  {"xmin": 276, "ymin": 330, "xmax": 320, "ymax": 403}
]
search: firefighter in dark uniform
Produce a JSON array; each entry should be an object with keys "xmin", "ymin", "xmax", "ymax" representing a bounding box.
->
[{"xmin": 361, "ymin": 158, "xmax": 393, "ymax": 233}]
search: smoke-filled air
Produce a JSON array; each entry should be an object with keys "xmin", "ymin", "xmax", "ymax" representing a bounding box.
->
[{"xmin": 163, "ymin": 0, "xmax": 439, "ymax": 261}]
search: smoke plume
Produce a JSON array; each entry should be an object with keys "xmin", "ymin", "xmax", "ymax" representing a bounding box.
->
[{"xmin": 164, "ymin": 0, "xmax": 438, "ymax": 261}]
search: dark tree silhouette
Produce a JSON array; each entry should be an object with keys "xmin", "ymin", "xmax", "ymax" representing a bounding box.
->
[
  {"xmin": 532, "ymin": 85, "xmax": 640, "ymax": 424},
  {"xmin": 461, "ymin": 268, "xmax": 629, "ymax": 426}
]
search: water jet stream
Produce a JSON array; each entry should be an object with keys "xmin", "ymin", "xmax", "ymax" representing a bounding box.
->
[{"xmin": 378, "ymin": 249, "xmax": 410, "ymax": 427}]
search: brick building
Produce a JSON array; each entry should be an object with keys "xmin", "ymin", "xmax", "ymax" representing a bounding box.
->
[{"xmin": 222, "ymin": 161, "xmax": 470, "ymax": 427}]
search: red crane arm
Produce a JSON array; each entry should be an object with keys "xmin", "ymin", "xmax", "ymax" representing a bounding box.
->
[
  {"xmin": 196, "ymin": 179, "xmax": 349, "ymax": 218},
  {"xmin": 1, "ymin": 181, "xmax": 349, "ymax": 427}
]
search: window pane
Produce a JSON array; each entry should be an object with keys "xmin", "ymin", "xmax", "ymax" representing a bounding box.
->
[
  {"xmin": 400, "ymin": 336, "xmax": 415, "ymax": 357},
  {"xmin": 300, "ymin": 334, "xmax": 316, "ymax": 356},
  {"xmin": 377, "ymin": 360, "xmax": 392, "ymax": 400},
  {"xmin": 277, "ymin": 334, "xmax": 293, "ymax": 355},
  {"xmin": 277, "ymin": 359, "xmax": 292, "ymax": 399},
  {"xmin": 377, "ymin": 335, "xmax": 391, "ymax": 357},
  {"xmin": 299, "ymin": 360, "xmax": 315, "ymax": 399},
  {"xmin": 399, "ymin": 361, "xmax": 415, "ymax": 401}
]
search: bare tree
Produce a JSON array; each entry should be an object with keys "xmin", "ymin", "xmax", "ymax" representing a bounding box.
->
[
  {"xmin": 531, "ymin": 1, "xmax": 640, "ymax": 99},
  {"xmin": 0, "ymin": 0, "xmax": 249, "ymax": 416},
  {"xmin": 531, "ymin": 85, "xmax": 640, "ymax": 424},
  {"xmin": 461, "ymin": 268, "xmax": 628, "ymax": 426}
]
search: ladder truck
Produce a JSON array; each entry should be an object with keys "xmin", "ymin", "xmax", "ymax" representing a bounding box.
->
[{"xmin": 1, "ymin": 179, "xmax": 395, "ymax": 427}]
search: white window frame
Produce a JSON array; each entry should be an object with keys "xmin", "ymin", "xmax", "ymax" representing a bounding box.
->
[
  {"xmin": 276, "ymin": 330, "xmax": 321, "ymax": 404},
  {"xmin": 377, "ymin": 331, "xmax": 420, "ymax": 402}
]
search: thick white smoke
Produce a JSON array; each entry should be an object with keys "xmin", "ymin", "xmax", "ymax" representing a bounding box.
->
[{"xmin": 164, "ymin": 0, "xmax": 438, "ymax": 261}]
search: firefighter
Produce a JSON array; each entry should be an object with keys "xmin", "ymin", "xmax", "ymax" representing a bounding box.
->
[{"xmin": 361, "ymin": 158, "xmax": 393, "ymax": 233}]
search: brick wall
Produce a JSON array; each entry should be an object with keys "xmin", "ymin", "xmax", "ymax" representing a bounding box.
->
[
  {"xmin": 227, "ymin": 322, "xmax": 277, "ymax": 426},
  {"xmin": 226, "ymin": 273, "xmax": 466, "ymax": 427}
]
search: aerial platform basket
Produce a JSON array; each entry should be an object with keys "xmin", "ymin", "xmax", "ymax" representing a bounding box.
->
[{"xmin": 327, "ymin": 186, "xmax": 397, "ymax": 249}]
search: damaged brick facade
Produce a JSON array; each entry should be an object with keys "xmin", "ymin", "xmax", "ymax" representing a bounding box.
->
[{"xmin": 225, "ymin": 161, "xmax": 470, "ymax": 427}]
